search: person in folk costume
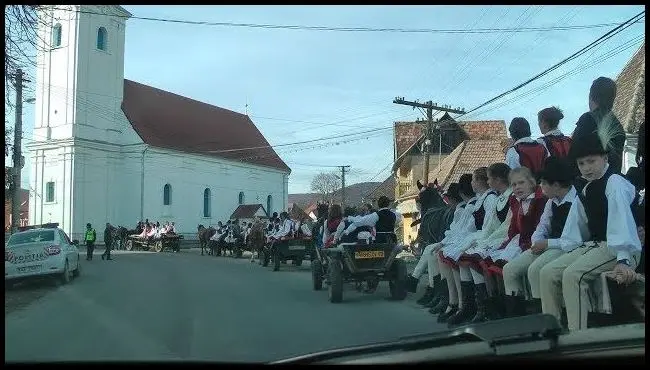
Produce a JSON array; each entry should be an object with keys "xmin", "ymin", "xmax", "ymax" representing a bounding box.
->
[
  {"xmin": 481, "ymin": 166, "xmax": 547, "ymax": 319},
  {"xmin": 268, "ymin": 211, "xmax": 293, "ymax": 249},
  {"xmin": 434, "ymin": 167, "xmax": 501, "ymax": 320},
  {"xmin": 538, "ymin": 125, "xmax": 642, "ymax": 332},
  {"xmin": 537, "ymin": 106, "xmax": 572, "ymax": 159},
  {"xmin": 438, "ymin": 164, "xmax": 512, "ymax": 324},
  {"xmin": 340, "ymin": 195, "xmax": 403, "ymax": 244},
  {"xmin": 407, "ymin": 179, "xmax": 475, "ymax": 307},
  {"xmin": 322, "ymin": 204, "xmax": 344, "ymax": 249},
  {"xmin": 445, "ymin": 164, "xmax": 517, "ymax": 324},
  {"xmin": 571, "ymin": 76, "xmax": 625, "ymax": 177},
  {"xmin": 505, "ymin": 117, "xmax": 548, "ymax": 176},
  {"xmin": 501, "ymin": 157, "xmax": 577, "ymax": 316}
]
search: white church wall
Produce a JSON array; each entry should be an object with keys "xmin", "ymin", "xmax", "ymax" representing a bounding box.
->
[{"xmin": 141, "ymin": 148, "xmax": 288, "ymax": 237}]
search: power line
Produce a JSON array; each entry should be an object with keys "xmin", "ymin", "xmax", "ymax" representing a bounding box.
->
[
  {"xmin": 454, "ymin": 10, "xmax": 645, "ymax": 120},
  {"xmin": 52, "ymin": 6, "xmax": 644, "ymax": 34}
]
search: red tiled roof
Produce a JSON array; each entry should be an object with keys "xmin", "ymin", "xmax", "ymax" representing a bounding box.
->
[
  {"xmin": 121, "ymin": 80, "xmax": 291, "ymax": 172},
  {"xmin": 230, "ymin": 204, "xmax": 268, "ymax": 219},
  {"xmin": 393, "ymin": 119, "xmax": 506, "ymax": 168},
  {"xmin": 612, "ymin": 42, "xmax": 645, "ymax": 134},
  {"xmin": 429, "ymin": 139, "xmax": 509, "ymax": 190}
]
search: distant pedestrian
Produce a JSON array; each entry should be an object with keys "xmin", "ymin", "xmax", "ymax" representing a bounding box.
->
[
  {"xmin": 85, "ymin": 223, "xmax": 97, "ymax": 261},
  {"xmin": 102, "ymin": 223, "xmax": 114, "ymax": 261}
]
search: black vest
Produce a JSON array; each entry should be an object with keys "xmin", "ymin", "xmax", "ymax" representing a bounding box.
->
[
  {"xmin": 496, "ymin": 196, "xmax": 511, "ymax": 223},
  {"xmin": 576, "ymin": 168, "xmax": 637, "ymax": 242},
  {"xmin": 376, "ymin": 209, "xmax": 396, "ymax": 233},
  {"xmin": 549, "ymin": 201, "xmax": 572, "ymax": 239},
  {"xmin": 473, "ymin": 191, "xmax": 496, "ymax": 230}
]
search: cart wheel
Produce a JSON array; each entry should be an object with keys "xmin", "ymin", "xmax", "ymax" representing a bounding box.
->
[
  {"xmin": 389, "ymin": 259, "xmax": 408, "ymax": 301},
  {"xmin": 154, "ymin": 241, "xmax": 163, "ymax": 253},
  {"xmin": 312, "ymin": 259, "xmax": 323, "ymax": 291},
  {"xmin": 125, "ymin": 239, "xmax": 133, "ymax": 251},
  {"xmin": 328, "ymin": 259, "xmax": 343, "ymax": 303},
  {"xmin": 273, "ymin": 249, "xmax": 281, "ymax": 271}
]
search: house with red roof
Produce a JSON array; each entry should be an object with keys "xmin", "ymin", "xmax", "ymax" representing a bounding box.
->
[
  {"xmin": 392, "ymin": 114, "xmax": 509, "ymax": 243},
  {"xmin": 25, "ymin": 5, "xmax": 290, "ymax": 241}
]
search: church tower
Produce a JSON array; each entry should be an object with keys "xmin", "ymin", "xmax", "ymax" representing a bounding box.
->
[{"xmin": 27, "ymin": 5, "xmax": 132, "ymax": 239}]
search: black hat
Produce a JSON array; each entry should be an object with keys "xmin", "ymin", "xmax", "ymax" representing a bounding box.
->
[
  {"xmin": 569, "ymin": 132, "xmax": 607, "ymax": 160},
  {"xmin": 458, "ymin": 173, "xmax": 475, "ymax": 197},
  {"xmin": 539, "ymin": 156, "xmax": 574, "ymax": 185},
  {"xmin": 444, "ymin": 183, "xmax": 462, "ymax": 202},
  {"xmin": 86, "ymin": 223, "xmax": 91, "ymax": 228}
]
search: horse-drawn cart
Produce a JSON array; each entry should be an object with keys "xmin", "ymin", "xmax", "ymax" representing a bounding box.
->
[
  {"xmin": 125, "ymin": 234, "xmax": 183, "ymax": 253},
  {"xmin": 261, "ymin": 236, "xmax": 315, "ymax": 271}
]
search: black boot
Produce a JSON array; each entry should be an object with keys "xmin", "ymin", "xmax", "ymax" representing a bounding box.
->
[
  {"xmin": 422, "ymin": 275, "xmax": 443, "ymax": 306},
  {"xmin": 428, "ymin": 282, "xmax": 449, "ymax": 314},
  {"xmin": 416, "ymin": 285, "xmax": 435, "ymax": 305},
  {"xmin": 437, "ymin": 304, "xmax": 458, "ymax": 323},
  {"xmin": 469, "ymin": 283, "xmax": 489, "ymax": 323},
  {"xmin": 504, "ymin": 295, "xmax": 527, "ymax": 318},
  {"xmin": 488, "ymin": 295, "xmax": 505, "ymax": 320},
  {"xmin": 447, "ymin": 282, "xmax": 476, "ymax": 327},
  {"xmin": 527, "ymin": 298, "xmax": 542, "ymax": 314},
  {"xmin": 406, "ymin": 275, "xmax": 419, "ymax": 294}
]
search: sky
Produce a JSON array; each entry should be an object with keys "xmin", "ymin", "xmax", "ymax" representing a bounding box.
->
[{"xmin": 5, "ymin": 5, "xmax": 645, "ymax": 194}]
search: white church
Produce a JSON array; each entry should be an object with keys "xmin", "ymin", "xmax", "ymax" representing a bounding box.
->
[{"xmin": 26, "ymin": 5, "xmax": 291, "ymax": 242}]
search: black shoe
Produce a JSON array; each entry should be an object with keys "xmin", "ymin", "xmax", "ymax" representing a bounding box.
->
[
  {"xmin": 504, "ymin": 295, "xmax": 527, "ymax": 318},
  {"xmin": 406, "ymin": 275, "xmax": 419, "ymax": 293},
  {"xmin": 416, "ymin": 286, "xmax": 435, "ymax": 305},
  {"xmin": 469, "ymin": 283, "xmax": 489, "ymax": 324},
  {"xmin": 447, "ymin": 282, "xmax": 476, "ymax": 327},
  {"xmin": 429, "ymin": 295, "xmax": 448, "ymax": 314},
  {"xmin": 437, "ymin": 305, "xmax": 458, "ymax": 323}
]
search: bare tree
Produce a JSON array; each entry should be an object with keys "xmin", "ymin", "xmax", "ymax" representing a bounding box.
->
[
  {"xmin": 310, "ymin": 172, "xmax": 340, "ymax": 202},
  {"xmin": 5, "ymin": 5, "xmax": 51, "ymax": 112}
]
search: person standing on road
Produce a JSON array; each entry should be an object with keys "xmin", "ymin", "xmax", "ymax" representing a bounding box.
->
[
  {"xmin": 85, "ymin": 223, "xmax": 97, "ymax": 261},
  {"xmin": 102, "ymin": 223, "xmax": 114, "ymax": 261}
]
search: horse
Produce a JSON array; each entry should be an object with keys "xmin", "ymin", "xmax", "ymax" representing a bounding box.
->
[
  {"xmin": 248, "ymin": 220, "xmax": 266, "ymax": 263},
  {"xmin": 116, "ymin": 226, "xmax": 139, "ymax": 250},
  {"xmin": 412, "ymin": 180, "xmax": 454, "ymax": 249},
  {"xmin": 197, "ymin": 225, "xmax": 216, "ymax": 256}
]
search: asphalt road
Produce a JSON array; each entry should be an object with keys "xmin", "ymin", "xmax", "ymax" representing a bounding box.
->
[{"xmin": 5, "ymin": 248, "xmax": 443, "ymax": 363}]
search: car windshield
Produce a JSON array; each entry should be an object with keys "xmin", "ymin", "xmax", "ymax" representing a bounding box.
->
[{"xmin": 7, "ymin": 230, "xmax": 56, "ymax": 246}]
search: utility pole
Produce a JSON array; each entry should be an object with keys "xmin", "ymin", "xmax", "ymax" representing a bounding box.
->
[
  {"xmin": 11, "ymin": 69, "xmax": 25, "ymax": 234},
  {"xmin": 338, "ymin": 165, "xmax": 350, "ymax": 209},
  {"xmin": 393, "ymin": 97, "xmax": 465, "ymax": 185}
]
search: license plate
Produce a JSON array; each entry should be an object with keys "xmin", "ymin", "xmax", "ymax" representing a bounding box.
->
[
  {"xmin": 288, "ymin": 245, "xmax": 305, "ymax": 251},
  {"xmin": 17, "ymin": 265, "xmax": 42, "ymax": 273},
  {"xmin": 354, "ymin": 250, "xmax": 384, "ymax": 259}
]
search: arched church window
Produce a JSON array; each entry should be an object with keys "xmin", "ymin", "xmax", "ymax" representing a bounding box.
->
[
  {"xmin": 238, "ymin": 192, "xmax": 245, "ymax": 205},
  {"xmin": 266, "ymin": 195, "xmax": 273, "ymax": 215},
  {"xmin": 203, "ymin": 188, "xmax": 211, "ymax": 217},
  {"xmin": 52, "ymin": 23, "xmax": 62, "ymax": 47},
  {"xmin": 163, "ymin": 183, "xmax": 172, "ymax": 205},
  {"xmin": 97, "ymin": 27, "xmax": 107, "ymax": 51}
]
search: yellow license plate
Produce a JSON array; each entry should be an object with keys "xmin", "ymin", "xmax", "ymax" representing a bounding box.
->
[{"xmin": 354, "ymin": 250, "xmax": 385, "ymax": 259}]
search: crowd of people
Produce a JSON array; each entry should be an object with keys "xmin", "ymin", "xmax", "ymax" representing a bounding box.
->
[{"xmin": 406, "ymin": 76, "xmax": 645, "ymax": 332}]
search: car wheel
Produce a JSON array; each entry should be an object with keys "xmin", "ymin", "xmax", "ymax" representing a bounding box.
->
[
  {"xmin": 328, "ymin": 259, "xmax": 343, "ymax": 303},
  {"xmin": 73, "ymin": 258, "xmax": 81, "ymax": 278},
  {"xmin": 389, "ymin": 259, "xmax": 408, "ymax": 300},
  {"xmin": 312, "ymin": 259, "xmax": 323, "ymax": 291},
  {"xmin": 60, "ymin": 260, "xmax": 71, "ymax": 285}
]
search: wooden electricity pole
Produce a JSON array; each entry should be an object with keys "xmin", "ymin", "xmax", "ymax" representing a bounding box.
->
[{"xmin": 393, "ymin": 97, "xmax": 465, "ymax": 185}]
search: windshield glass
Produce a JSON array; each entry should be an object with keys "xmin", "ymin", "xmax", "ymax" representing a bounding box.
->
[{"xmin": 7, "ymin": 230, "xmax": 56, "ymax": 246}]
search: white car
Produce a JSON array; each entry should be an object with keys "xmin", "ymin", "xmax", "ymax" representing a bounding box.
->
[{"xmin": 5, "ymin": 226, "xmax": 81, "ymax": 286}]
